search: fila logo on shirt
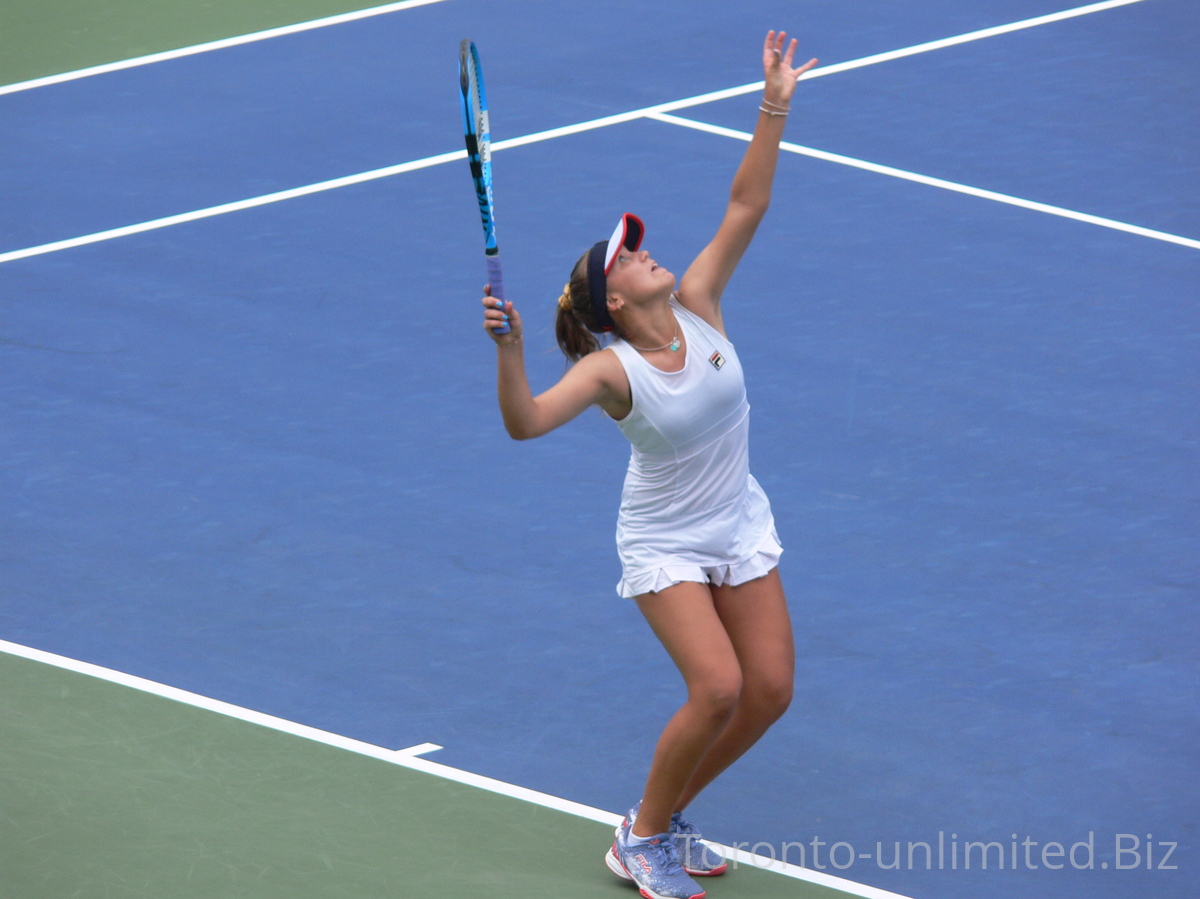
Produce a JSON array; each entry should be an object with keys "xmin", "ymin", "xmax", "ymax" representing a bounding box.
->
[{"xmin": 709, "ymin": 350, "xmax": 725, "ymax": 370}]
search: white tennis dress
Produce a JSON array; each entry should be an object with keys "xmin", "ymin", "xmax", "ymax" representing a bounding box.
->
[{"xmin": 608, "ymin": 298, "xmax": 782, "ymax": 598}]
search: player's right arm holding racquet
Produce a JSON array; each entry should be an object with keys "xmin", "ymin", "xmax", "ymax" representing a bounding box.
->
[{"xmin": 482, "ymin": 283, "xmax": 629, "ymax": 440}]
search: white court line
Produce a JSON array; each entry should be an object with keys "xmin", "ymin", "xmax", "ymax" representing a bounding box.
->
[
  {"xmin": 1, "ymin": 0, "xmax": 1187, "ymax": 265},
  {"xmin": 648, "ymin": 112, "xmax": 1200, "ymax": 251},
  {"xmin": 396, "ymin": 741, "xmax": 444, "ymax": 757},
  {"xmin": 0, "ymin": 150, "xmax": 465, "ymax": 264},
  {"xmin": 0, "ymin": 80, "xmax": 773, "ymax": 265},
  {"xmin": 0, "ymin": 0, "xmax": 1148, "ymax": 99},
  {"xmin": 799, "ymin": 0, "xmax": 1150, "ymax": 81},
  {"xmin": 696, "ymin": 0, "xmax": 1154, "ymax": 99},
  {"xmin": 0, "ymin": 638, "xmax": 915, "ymax": 899},
  {"xmin": 0, "ymin": 0, "xmax": 452, "ymax": 97}
]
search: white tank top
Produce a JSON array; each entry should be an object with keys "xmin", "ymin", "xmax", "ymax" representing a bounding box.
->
[{"xmin": 608, "ymin": 298, "xmax": 766, "ymax": 564}]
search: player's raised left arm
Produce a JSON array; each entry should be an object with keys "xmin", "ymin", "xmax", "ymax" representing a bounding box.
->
[{"xmin": 677, "ymin": 32, "xmax": 816, "ymax": 333}]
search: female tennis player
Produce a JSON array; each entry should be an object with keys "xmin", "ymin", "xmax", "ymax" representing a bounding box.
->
[{"xmin": 481, "ymin": 31, "xmax": 816, "ymax": 899}]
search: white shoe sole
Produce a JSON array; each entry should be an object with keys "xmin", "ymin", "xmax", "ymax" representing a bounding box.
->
[
  {"xmin": 604, "ymin": 842, "xmax": 705, "ymax": 899},
  {"xmin": 605, "ymin": 844, "xmax": 634, "ymax": 881}
]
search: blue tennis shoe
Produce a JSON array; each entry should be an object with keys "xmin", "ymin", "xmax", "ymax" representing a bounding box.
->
[
  {"xmin": 605, "ymin": 811, "xmax": 706, "ymax": 899},
  {"xmin": 669, "ymin": 812, "xmax": 728, "ymax": 876},
  {"xmin": 606, "ymin": 801, "xmax": 728, "ymax": 878}
]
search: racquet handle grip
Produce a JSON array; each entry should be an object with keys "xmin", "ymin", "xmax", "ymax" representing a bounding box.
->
[{"xmin": 487, "ymin": 255, "xmax": 510, "ymax": 334}]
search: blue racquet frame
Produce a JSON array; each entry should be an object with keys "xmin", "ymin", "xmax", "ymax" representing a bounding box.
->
[{"xmin": 459, "ymin": 39, "xmax": 508, "ymax": 333}]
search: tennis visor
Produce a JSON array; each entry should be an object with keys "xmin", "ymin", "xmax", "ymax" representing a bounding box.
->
[{"xmin": 587, "ymin": 213, "xmax": 644, "ymax": 331}]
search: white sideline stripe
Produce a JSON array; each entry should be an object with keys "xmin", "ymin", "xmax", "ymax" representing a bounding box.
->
[
  {"xmin": 713, "ymin": 0, "xmax": 1152, "ymax": 96},
  {"xmin": 0, "ymin": 638, "xmax": 915, "ymax": 899},
  {"xmin": 0, "ymin": 0, "xmax": 452, "ymax": 97},
  {"xmin": 799, "ymin": 0, "xmax": 1149, "ymax": 81},
  {"xmin": 0, "ymin": 0, "xmax": 1176, "ymax": 265},
  {"xmin": 488, "ymin": 0, "xmax": 1156, "ymax": 118},
  {"xmin": 648, "ymin": 112, "xmax": 1200, "ymax": 251}
]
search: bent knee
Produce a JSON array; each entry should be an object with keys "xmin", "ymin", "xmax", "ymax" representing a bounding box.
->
[
  {"xmin": 690, "ymin": 673, "xmax": 743, "ymax": 720},
  {"xmin": 746, "ymin": 674, "xmax": 793, "ymax": 721}
]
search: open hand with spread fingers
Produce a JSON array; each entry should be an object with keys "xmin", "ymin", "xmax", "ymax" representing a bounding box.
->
[{"xmin": 761, "ymin": 30, "xmax": 818, "ymax": 112}]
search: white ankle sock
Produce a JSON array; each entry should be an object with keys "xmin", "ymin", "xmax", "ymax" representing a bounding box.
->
[{"xmin": 625, "ymin": 828, "xmax": 657, "ymax": 847}]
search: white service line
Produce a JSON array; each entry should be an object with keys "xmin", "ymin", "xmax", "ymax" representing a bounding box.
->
[
  {"xmin": 0, "ymin": 83, "xmax": 765, "ymax": 265},
  {"xmin": 0, "ymin": 638, "xmax": 915, "ymax": 899},
  {"xmin": 0, "ymin": 149, "xmax": 465, "ymax": 265},
  {"xmin": 648, "ymin": 112, "xmax": 1200, "ymax": 252},
  {"xmin": 0, "ymin": 0, "xmax": 452, "ymax": 97},
  {"xmin": 0, "ymin": 91, "xmax": 752, "ymax": 266},
  {"xmin": 0, "ymin": 0, "xmax": 1182, "ymax": 266}
]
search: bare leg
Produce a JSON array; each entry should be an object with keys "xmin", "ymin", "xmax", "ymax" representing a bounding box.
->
[
  {"xmin": 631, "ymin": 581, "xmax": 742, "ymax": 838},
  {"xmin": 674, "ymin": 568, "xmax": 794, "ymax": 812}
]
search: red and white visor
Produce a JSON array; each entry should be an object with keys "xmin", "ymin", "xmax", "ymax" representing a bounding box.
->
[
  {"xmin": 603, "ymin": 213, "xmax": 644, "ymax": 274},
  {"xmin": 586, "ymin": 213, "xmax": 645, "ymax": 331}
]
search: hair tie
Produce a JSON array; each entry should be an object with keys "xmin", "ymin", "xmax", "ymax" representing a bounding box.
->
[{"xmin": 557, "ymin": 284, "xmax": 573, "ymax": 312}]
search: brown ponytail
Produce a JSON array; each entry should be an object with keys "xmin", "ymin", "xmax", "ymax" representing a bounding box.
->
[{"xmin": 554, "ymin": 250, "xmax": 609, "ymax": 362}]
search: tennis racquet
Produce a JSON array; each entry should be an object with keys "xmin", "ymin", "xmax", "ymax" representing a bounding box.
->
[{"xmin": 458, "ymin": 39, "xmax": 508, "ymax": 334}]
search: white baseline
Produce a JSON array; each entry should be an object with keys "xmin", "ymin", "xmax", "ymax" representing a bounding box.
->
[{"xmin": 0, "ymin": 638, "xmax": 914, "ymax": 899}]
